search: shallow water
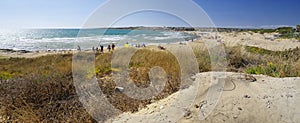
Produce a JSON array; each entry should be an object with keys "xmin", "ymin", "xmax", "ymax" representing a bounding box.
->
[{"xmin": 0, "ymin": 29, "xmax": 197, "ymax": 51}]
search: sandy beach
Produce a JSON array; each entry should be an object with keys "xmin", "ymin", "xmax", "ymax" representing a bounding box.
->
[
  {"xmin": 1, "ymin": 31, "xmax": 300, "ymax": 122},
  {"xmin": 0, "ymin": 49, "xmax": 74, "ymax": 58},
  {"xmin": 219, "ymin": 32, "xmax": 300, "ymax": 51},
  {"xmin": 2, "ymin": 31, "xmax": 300, "ymax": 58}
]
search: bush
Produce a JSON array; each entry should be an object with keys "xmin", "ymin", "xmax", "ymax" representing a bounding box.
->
[
  {"xmin": 0, "ymin": 71, "xmax": 13, "ymax": 80},
  {"xmin": 246, "ymin": 63, "xmax": 277, "ymax": 77},
  {"xmin": 277, "ymin": 27, "xmax": 294, "ymax": 34}
]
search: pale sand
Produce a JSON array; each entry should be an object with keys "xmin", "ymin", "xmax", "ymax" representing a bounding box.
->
[
  {"xmin": 104, "ymin": 32, "xmax": 300, "ymax": 123},
  {"xmin": 0, "ymin": 45, "xmax": 166, "ymax": 58},
  {"xmin": 109, "ymin": 72, "xmax": 300, "ymax": 123},
  {"xmin": 0, "ymin": 49, "xmax": 74, "ymax": 58},
  {"xmin": 1, "ymin": 32, "xmax": 300, "ymax": 122},
  {"xmin": 219, "ymin": 32, "xmax": 300, "ymax": 51}
]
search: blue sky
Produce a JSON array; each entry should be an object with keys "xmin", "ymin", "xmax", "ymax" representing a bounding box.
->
[
  {"xmin": 0, "ymin": 0, "xmax": 299, "ymax": 28},
  {"xmin": 197, "ymin": 0, "xmax": 300, "ymax": 28}
]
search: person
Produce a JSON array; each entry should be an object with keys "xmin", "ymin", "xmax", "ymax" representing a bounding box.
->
[
  {"xmin": 112, "ymin": 43, "xmax": 115, "ymax": 50},
  {"xmin": 100, "ymin": 45, "xmax": 104, "ymax": 53},
  {"xmin": 92, "ymin": 46, "xmax": 95, "ymax": 52},
  {"xmin": 137, "ymin": 44, "xmax": 141, "ymax": 48},
  {"xmin": 96, "ymin": 47, "xmax": 99, "ymax": 53},
  {"xmin": 142, "ymin": 43, "xmax": 146, "ymax": 47},
  {"xmin": 125, "ymin": 42, "xmax": 129, "ymax": 48},
  {"xmin": 77, "ymin": 45, "xmax": 81, "ymax": 51},
  {"xmin": 158, "ymin": 45, "xmax": 166, "ymax": 50},
  {"xmin": 107, "ymin": 45, "xmax": 111, "ymax": 52}
]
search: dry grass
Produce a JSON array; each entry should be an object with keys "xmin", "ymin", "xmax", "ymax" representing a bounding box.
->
[
  {"xmin": 222, "ymin": 46, "xmax": 300, "ymax": 77},
  {"xmin": 0, "ymin": 48, "xmax": 181, "ymax": 122},
  {"xmin": 1, "ymin": 45, "xmax": 300, "ymax": 122},
  {"xmin": 97, "ymin": 49, "xmax": 181, "ymax": 113}
]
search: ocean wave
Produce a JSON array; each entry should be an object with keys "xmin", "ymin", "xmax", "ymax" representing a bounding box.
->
[{"xmin": 0, "ymin": 29, "xmax": 197, "ymax": 51}]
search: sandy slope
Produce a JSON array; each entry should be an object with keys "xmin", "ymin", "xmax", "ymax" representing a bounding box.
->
[
  {"xmin": 109, "ymin": 72, "xmax": 300, "ymax": 123},
  {"xmin": 220, "ymin": 32, "xmax": 300, "ymax": 51}
]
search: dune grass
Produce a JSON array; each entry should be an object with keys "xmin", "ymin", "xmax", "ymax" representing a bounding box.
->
[
  {"xmin": 1, "ymin": 45, "xmax": 300, "ymax": 122},
  {"xmin": 0, "ymin": 49, "xmax": 181, "ymax": 122}
]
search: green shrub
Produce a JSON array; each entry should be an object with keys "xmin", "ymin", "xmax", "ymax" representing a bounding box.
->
[
  {"xmin": 246, "ymin": 65, "xmax": 264, "ymax": 75},
  {"xmin": 0, "ymin": 71, "xmax": 13, "ymax": 80},
  {"xmin": 296, "ymin": 25, "xmax": 300, "ymax": 32},
  {"xmin": 246, "ymin": 62, "xmax": 296, "ymax": 77},
  {"xmin": 245, "ymin": 46, "xmax": 272, "ymax": 55},
  {"xmin": 277, "ymin": 27, "xmax": 294, "ymax": 34}
]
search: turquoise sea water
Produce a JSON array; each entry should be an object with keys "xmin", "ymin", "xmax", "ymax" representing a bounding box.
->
[{"xmin": 0, "ymin": 29, "xmax": 197, "ymax": 51}]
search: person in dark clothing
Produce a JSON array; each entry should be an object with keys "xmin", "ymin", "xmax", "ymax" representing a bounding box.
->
[
  {"xmin": 112, "ymin": 43, "xmax": 115, "ymax": 50},
  {"xmin": 100, "ymin": 45, "xmax": 104, "ymax": 53},
  {"xmin": 158, "ymin": 45, "xmax": 166, "ymax": 50},
  {"xmin": 95, "ymin": 47, "xmax": 99, "ymax": 53},
  {"xmin": 107, "ymin": 45, "xmax": 111, "ymax": 52},
  {"xmin": 77, "ymin": 45, "xmax": 81, "ymax": 51}
]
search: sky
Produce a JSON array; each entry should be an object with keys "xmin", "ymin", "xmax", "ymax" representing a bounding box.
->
[{"xmin": 0, "ymin": 0, "xmax": 299, "ymax": 28}]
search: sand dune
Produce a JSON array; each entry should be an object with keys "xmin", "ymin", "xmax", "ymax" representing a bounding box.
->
[
  {"xmin": 220, "ymin": 32, "xmax": 300, "ymax": 51},
  {"xmin": 110, "ymin": 72, "xmax": 300, "ymax": 123}
]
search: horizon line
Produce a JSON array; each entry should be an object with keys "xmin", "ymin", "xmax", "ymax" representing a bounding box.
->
[{"xmin": 2, "ymin": 24, "xmax": 297, "ymax": 30}]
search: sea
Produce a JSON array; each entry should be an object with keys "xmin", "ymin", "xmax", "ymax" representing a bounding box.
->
[{"xmin": 0, "ymin": 29, "xmax": 197, "ymax": 51}]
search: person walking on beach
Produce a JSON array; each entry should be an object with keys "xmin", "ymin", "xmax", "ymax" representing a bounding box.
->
[
  {"xmin": 107, "ymin": 45, "xmax": 111, "ymax": 52},
  {"xmin": 77, "ymin": 45, "xmax": 81, "ymax": 51},
  {"xmin": 112, "ymin": 43, "xmax": 115, "ymax": 51},
  {"xmin": 100, "ymin": 45, "xmax": 104, "ymax": 53}
]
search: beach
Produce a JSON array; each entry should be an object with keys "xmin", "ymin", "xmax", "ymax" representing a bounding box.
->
[
  {"xmin": 1, "ymin": 30, "xmax": 300, "ymax": 122},
  {"xmin": 219, "ymin": 32, "xmax": 300, "ymax": 51},
  {"xmin": 2, "ymin": 30, "xmax": 300, "ymax": 58},
  {"xmin": 111, "ymin": 72, "xmax": 300, "ymax": 123},
  {"xmin": 1, "ymin": 0, "xmax": 300, "ymax": 122}
]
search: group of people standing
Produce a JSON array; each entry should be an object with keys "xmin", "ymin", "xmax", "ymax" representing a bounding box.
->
[
  {"xmin": 92, "ymin": 43, "xmax": 116, "ymax": 53},
  {"xmin": 78, "ymin": 42, "xmax": 149, "ymax": 53}
]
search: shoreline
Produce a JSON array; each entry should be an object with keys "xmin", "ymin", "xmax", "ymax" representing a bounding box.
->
[
  {"xmin": 0, "ymin": 37, "xmax": 200, "ymax": 58},
  {"xmin": 1, "ymin": 31, "xmax": 300, "ymax": 58},
  {"xmin": 0, "ymin": 48, "xmax": 74, "ymax": 58}
]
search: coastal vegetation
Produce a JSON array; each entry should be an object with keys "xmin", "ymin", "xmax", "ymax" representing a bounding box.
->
[
  {"xmin": 1, "ymin": 44, "xmax": 300, "ymax": 122},
  {"xmin": 248, "ymin": 25, "xmax": 300, "ymax": 40}
]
